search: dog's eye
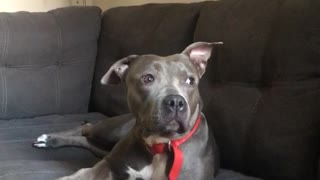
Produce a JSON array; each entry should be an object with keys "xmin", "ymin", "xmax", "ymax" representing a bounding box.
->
[
  {"xmin": 142, "ymin": 74, "xmax": 155, "ymax": 84},
  {"xmin": 186, "ymin": 76, "xmax": 195, "ymax": 85}
]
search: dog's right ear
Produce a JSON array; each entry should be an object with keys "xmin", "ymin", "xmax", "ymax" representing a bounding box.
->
[
  {"xmin": 182, "ymin": 41, "xmax": 223, "ymax": 78},
  {"xmin": 101, "ymin": 55, "xmax": 138, "ymax": 85}
]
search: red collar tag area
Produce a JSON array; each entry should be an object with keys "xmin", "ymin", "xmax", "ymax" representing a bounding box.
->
[{"xmin": 146, "ymin": 115, "xmax": 202, "ymax": 180}]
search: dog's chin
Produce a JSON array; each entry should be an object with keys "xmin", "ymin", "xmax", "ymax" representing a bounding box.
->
[{"xmin": 160, "ymin": 120, "xmax": 190, "ymax": 138}]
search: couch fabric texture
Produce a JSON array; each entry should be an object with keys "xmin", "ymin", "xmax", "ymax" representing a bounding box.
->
[
  {"xmin": 0, "ymin": 0, "xmax": 319, "ymax": 180},
  {"xmin": 0, "ymin": 7, "xmax": 101, "ymax": 119},
  {"xmin": 194, "ymin": 0, "xmax": 320, "ymax": 179},
  {"xmin": 0, "ymin": 113, "xmax": 104, "ymax": 180}
]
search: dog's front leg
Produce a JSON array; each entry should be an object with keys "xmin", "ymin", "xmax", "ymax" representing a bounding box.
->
[{"xmin": 34, "ymin": 134, "xmax": 108, "ymax": 157}]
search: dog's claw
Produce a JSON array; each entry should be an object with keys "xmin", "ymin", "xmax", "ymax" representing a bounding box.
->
[
  {"xmin": 36, "ymin": 134, "xmax": 48, "ymax": 143},
  {"xmin": 33, "ymin": 134, "xmax": 49, "ymax": 148},
  {"xmin": 33, "ymin": 142, "xmax": 47, "ymax": 148}
]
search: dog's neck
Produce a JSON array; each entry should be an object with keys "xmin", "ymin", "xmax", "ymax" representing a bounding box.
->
[
  {"xmin": 132, "ymin": 124, "xmax": 170, "ymax": 146},
  {"xmin": 144, "ymin": 113, "xmax": 202, "ymax": 156}
]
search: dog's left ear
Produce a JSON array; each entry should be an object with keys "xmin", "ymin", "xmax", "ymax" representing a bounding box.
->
[
  {"xmin": 182, "ymin": 41, "xmax": 223, "ymax": 77},
  {"xmin": 101, "ymin": 55, "xmax": 138, "ymax": 85}
]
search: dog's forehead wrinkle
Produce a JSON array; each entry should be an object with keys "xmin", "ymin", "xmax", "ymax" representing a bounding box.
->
[
  {"xmin": 166, "ymin": 58, "xmax": 194, "ymax": 76},
  {"xmin": 153, "ymin": 62, "xmax": 164, "ymax": 72},
  {"xmin": 128, "ymin": 55, "xmax": 161, "ymax": 73}
]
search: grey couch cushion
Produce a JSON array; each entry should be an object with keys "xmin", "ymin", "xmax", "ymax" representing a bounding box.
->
[
  {"xmin": 0, "ymin": 7, "xmax": 101, "ymax": 119},
  {"xmin": 216, "ymin": 170, "xmax": 263, "ymax": 180},
  {"xmin": 194, "ymin": 0, "xmax": 320, "ymax": 179},
  {"xmin": 0, "ymin": 113, "xmax": 106, "ymax": 180},
  {"xmin": 0, "ymin": 160, "xmax": 81, "ymax": 180}
]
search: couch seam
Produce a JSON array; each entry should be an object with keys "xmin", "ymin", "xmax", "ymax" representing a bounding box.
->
[
  {"xmin": 3, "ymin": 60, "xmax": 92, "ymax": 69},
  {"xmin": 55, "ymin": 65, "xmax": 61, "ymax": 114},
  {"xmin": 260, "ymin": 0, "xmax": 286, "ymax": 83},
  {"xmin": 0, "ymin": 171, "xmax": 74, "ymax": 178},
  {"xmin": 0, "ymin": 138, "xmax": 40, "ymax": 143},
  {"xmin": 49, "ymin": 12, "xmax": 63, "ymax": 114},
  {"xmin": 242, "ymin": 88, "xmax": 265, "ymax": 174},
  {"xmin": 0, "ymin": 15, "xmax": 6, "ymax": 61},
  {"xmin": 0, "ymin": 68, "xmax": 4, "ymax": 118},
  {"xmin": 3, "ymin": 64, "xmax": 7, "ymax": 118},
  {"xmin": 0, "ymin": 121, "xmax": 95, "ymax": 130},
  {"xmin": 211, "ymin": 77, "xmax": 320, "ymax": 87},
  {"xmin": 57, "ymin": 14, "xmax": 62, "ymax": 114},
  {"xmin": 0, "ymin": 16, "xmax": 6, "ymax": 117},
  {"xmin": 25, "ymin": 13, "xmax": 34, "ymax": 65},
  {"xmin": 0, "ymin": 15, "xmax": 5, "ymax": 118},
  {"xmin": 0, "ymin": 15, "xmax": 9, "ymax": 118}
]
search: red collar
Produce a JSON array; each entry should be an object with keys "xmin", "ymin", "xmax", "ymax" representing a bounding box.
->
[{"xmin": 146, "ymin": 115, "xmax": 202, "ymax": 180}]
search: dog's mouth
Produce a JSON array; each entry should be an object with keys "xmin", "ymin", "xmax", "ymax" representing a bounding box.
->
[
  {"xmin": 145, "ymin": 111, "xmax": 190, "ymax": 137},
  {"xmin": 160, "ymin": 119, "xmax": 189, "ymax": 137}
]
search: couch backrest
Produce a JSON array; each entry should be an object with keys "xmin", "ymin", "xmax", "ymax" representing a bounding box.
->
[
  {"xmin": 0, "ymin": 7, "xmax": 101, "ymax": 119},
  {"xmin": 194, "ymin": 0, "xmax": 320, "ymax": 180}
]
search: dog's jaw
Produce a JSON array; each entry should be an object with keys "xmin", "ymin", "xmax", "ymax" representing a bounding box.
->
[
  {"xmin": 142, "ymin": 103, "xmax": 200, "ymax": 147},
  {"xmin": 143, "ymin": 135, "xmax": 170, "ymax": 146}
]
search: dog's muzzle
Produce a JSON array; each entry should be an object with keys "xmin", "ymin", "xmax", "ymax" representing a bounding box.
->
[{"xmin": 160, "ymin": 95, "xmax": 188, "ymax": 134}]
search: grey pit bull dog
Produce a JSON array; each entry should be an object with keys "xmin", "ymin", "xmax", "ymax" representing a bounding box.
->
[{"xmin": 34, "ymin": 42, "xmax": 223, "ymax": 180}]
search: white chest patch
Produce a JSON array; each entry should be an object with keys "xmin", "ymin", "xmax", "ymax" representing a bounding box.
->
[
  {"xmin": 126, "ymin": 154, "xmax": 168, "ymax": 180},
  {"xmin": 127, "ymin": 165, "xmax": 153, "ymax": 180}
]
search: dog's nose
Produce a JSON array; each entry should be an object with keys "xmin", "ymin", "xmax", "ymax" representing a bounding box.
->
[{"xmin": 163, "ymin": 95, "xmax": 186, "ymax": 113}]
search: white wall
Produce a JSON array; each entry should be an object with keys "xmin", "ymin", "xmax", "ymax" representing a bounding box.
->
[
  {"xmin": 0, "ymin": 0, "xmax": 94, "ymax": 12},
  {"xmin": 0, "ymin": 0, "xmax": 212, "ymax": 12},
  {"xmin": 93, "ymin": 0, "xmax": 214, "ymax": 11}
]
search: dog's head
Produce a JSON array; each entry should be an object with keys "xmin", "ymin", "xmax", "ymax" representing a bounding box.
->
[{"xmin": 101, "ymin": 42, "xmax": 221, "ymax": 141}]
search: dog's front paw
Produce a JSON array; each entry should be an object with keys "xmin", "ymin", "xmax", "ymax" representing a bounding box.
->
[
  {"xmin": 33, "ymin": 134, "xmax": 59, "ymax": 148},
  {"xmin": 33, "ymin": 134, "xmax": 49, "ymax": 148}
]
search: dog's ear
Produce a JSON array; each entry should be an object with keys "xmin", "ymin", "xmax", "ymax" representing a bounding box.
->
[
  {"xmin": 182, "ymin": 41, "xmax": 223, "ymax": 77},
  {"xmin": 101, "ymin": 55, "xmax": 138, "ymax": 85}
]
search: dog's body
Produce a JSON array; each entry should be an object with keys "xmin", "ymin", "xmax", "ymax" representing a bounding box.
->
[{"xmin": 34, "ymin": 42, "xmax": 222, "ymax": 180}]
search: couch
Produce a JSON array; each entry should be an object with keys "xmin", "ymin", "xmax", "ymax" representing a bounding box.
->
[{"xmin": 0, "ymin": 0, "xmax": 319, "ymax": 180}]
